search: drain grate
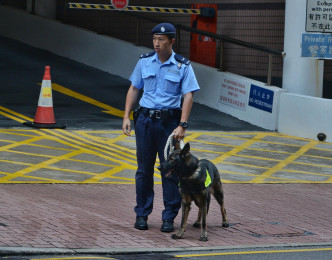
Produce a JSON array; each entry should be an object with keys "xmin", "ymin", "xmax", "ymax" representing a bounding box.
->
[{"xmin": 231, "ymin": 221, "xmax": 315, "ymax": 238}]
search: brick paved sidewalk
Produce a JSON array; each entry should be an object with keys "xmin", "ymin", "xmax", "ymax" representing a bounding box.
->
[{"xmin": 0, "ymin": 184, "xmax": 331, "ymax": 253}]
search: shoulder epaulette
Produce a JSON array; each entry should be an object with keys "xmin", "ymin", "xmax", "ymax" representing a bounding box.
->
[
  {"xmin": 140, "ymin": 51, "xmax": 156, "ymax": 59},
  {"xmin": 174, "ymin": 54, "xmax": 190, "ymax": 65}
]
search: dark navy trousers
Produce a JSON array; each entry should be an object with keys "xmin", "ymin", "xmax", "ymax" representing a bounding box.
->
[{"xmin": 134, "ymin": 111, "xmax": 181, "ymax": 221}]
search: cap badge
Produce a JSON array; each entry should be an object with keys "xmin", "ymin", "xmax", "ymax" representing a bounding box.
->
[{"xmin": 161, "ymin": 27, "xmax": 165, "ymax": 32}]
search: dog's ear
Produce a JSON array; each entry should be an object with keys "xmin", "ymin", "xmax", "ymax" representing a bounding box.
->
[
  {"xmin": 180, "ymin": 143, "xmax": 190, "ymax": 159},
  {"xmin": 183, "ymin": 143, "xmax": 190, "ymax": 151}
]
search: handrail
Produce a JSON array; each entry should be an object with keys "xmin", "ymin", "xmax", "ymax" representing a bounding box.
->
[{"xmin": 176, "ymin": 23, "xmax": 286, "ymax": 57}]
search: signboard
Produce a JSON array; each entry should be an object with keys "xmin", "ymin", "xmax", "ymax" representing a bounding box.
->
[
  {"xmin": 248, "ymin": 84, "xmax": 274, "ymax": 113},
  {"xmin": 306, "ymin": 0, "xmax": 332, "ymax": 32},
  {"xmin": 302, "ymin": 33, "xmax": 332, "ymax": 58},
  {"xmin": 219, "ymin": 76, "xmax": 248, "ymax": 111},
  {"xmin": 111, "ymin": 0, "xmax": 129, "ymax": 10}
]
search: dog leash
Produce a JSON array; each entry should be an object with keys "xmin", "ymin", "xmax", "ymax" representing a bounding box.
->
[{"xmin": 164, "ymin": 133, "xmax": 184, "ymax": 160}]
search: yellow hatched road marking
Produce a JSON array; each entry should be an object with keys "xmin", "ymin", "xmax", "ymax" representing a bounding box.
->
[
  {"xmin": 0, "ymin": 150, "xmax": 83, "ymax": 182},
  {"xmin": 1, "ymin": 99, "xmax": 332, "ymax": 184},
  {"xmin": 252, "ymin": 140, "xmax": 319, "ymax": 183},
  {"xmin": 43, "ymin": 130, "xmax": 136, "ymax": 167},
  {"xmin": 40, "ymin": 130, "xmax": 138, "ymax": 183},
  {"xmin": 0, "ymin": 129, "xmax": 136, "ymax": 183},
  {"xmin": 57, "ymin": 129, "xmax": 137, "ymax": 163},
  {"xmin": 0, "ymin": 135, "xmax": 45, "ymax": 151},
  {"xmin": 211, "ymin": 132, "xmax": 268, "ymax": 165},
  {"xmin": 174, "ymin": 247, "xmax": 332, "ymax": 258},
  {"xmin": 83, "ymin": 166, "xmax": 134, "ymax": 183},
  {"xmin": 183, "ymin": 132, "xmax": 202, "ymax": 143},
  {"xmin": 75, "ymin": 130, "xmax": 136, "ymax": 156}
]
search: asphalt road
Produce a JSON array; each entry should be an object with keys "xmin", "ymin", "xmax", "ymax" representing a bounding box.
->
[{"xmin": 1, "ymin": 246, "xmax": 332, "ymax": 260}]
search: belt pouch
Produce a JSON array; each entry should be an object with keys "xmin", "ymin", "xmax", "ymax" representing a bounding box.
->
[{"xmin": 133, "ymin": 106, "xmax": 141, "ymax": 126}]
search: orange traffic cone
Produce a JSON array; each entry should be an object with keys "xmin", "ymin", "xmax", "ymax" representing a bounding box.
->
[{"xmin": 23, "ymin": 66, "xmax": 66, "ymax": 129}]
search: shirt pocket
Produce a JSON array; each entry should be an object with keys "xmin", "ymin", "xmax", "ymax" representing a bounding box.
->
[
  {"xmin": 142, "ymin": 72, "xmax": 156, "ymax": 93},
  {"xmin": 164, "ymin": 74, "xmax": 181, "ymax": 95}
]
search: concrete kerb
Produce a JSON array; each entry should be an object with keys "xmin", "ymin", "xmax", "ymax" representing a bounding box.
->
[{"xmin": 1, "ymin": 242, "xmax": 332, "ymax": 256}]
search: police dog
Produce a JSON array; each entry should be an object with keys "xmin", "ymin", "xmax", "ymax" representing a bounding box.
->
[{"xmin": 157, "ymin": 142, "xmax": 229, "ymax": 241}]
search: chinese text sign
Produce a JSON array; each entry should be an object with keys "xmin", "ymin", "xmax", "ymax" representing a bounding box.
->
[
  {"xmin": 302, "ymin": 33, "xmax": 332, "ymax": 58},
  {"xmin": 219, "ymin": 76, "xmax": 248, "ymax": 111},
  {"xmin": 306, "ymin": 0, "xmax": 332, "ymax": 32},
  {"xmin": 248, "ymin": 84, "xmax": 274, "ymax": 113}
]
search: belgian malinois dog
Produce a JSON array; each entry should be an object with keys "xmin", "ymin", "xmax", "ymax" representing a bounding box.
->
[{"xmin": 157, "ymin": 142, "xmax": 229, "ymax": 241}]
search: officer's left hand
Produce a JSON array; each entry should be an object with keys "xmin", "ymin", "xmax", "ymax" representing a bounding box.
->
[{"xmin": 172, "ymin": 126, "xmax": 186, "ymax": 141}]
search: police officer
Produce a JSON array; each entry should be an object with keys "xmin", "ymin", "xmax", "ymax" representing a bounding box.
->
[{"xmin": 122, "ymin": 23, "xmax": 200, "ymax": 232}]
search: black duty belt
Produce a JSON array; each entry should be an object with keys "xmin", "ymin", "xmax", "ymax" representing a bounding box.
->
[{"xmin": 140, "ymin": 107, "xmax": 181, "ymax": 120}]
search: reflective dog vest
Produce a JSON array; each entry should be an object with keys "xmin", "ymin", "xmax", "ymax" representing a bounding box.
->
[{"xmin": 205, "ymin": 169, "xmax": 212, "ymax": 188}]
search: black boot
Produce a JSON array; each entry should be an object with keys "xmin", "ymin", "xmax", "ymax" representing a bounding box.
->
[{"xmin": 134, "ymin": 216, "xmax": 148, "ymax": 230}]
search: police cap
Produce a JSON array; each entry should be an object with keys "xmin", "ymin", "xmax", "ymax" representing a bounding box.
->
[{"xmin": 151, "ymin": 23, "xmax": 176, "ymax": 36}]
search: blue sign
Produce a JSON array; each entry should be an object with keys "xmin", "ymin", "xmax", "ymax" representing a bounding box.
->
[
  {"xmin": 248, "ymin": 84, "xmax": 274, "ymax": 113},
  {"xmin": 302, "ymin": 33, "xmax": 332, "ymax": 59}
]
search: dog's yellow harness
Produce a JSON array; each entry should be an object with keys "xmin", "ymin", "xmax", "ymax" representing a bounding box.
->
[
  {"xmin": 205, "ymin": 169, "xmax": 212, "ymax": 187},
  {"xmin": 178, "ymin": 168, "xmax": 212, "ymax": 191}
]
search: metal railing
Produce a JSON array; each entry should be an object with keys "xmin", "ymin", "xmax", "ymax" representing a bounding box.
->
[{"xmin": 129, "ymin": 13, "xmax": 286, "ymax": 86}]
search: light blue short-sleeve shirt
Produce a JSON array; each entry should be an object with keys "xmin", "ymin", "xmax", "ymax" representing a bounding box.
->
[{"xmin": 130, "ymin": 51, "xmax": 200, "ymax": 109}]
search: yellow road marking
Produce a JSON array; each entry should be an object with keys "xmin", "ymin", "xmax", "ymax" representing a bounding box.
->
[
  {"xmin": 0, "ymin": 106, "xmax": 33, "ymax": 122},
  {"xmin": 60, "ymin": 130, "xmax": 137, "ymax": 160},
  {"xmin": 51, "ymin": 83, "xmax": 133, "ymax": 119},
  {"xmin": 174, "ymin": 247, "xmax": 332, "ymax": 258},
  {"xmin": 76, "ymin": 131, "xmax": 136, "ymax": 155},
  {"xmin": 252, "ymin": 140, "xmax": 319, "ymax": 183},
  {"xmin": 0, "ymin": 135, "xmax": 45, "ymax": 152},
  {"xmin": 39, "ymin": 130, "xmax": 138, "ymax": 183},
  {"xmin": 211, "ymin": 132, "xmax": 268, "ymax": 165},
  {"xmin": 43, "ymin": 130, "xmax": 136, "ymax": 167},
  {"xmin": 31, "ymin": 257, "xmax": 115, "ymax": 260},
  {"xmin": 0, "ymin": 110, "xmax": 27, "ymax": 123},
  {"xmin": 0, "ymin": 98, "xmax": 332, "ymax": 185},
  {"xmin": 82, "ymin": 165, "xmax": 131, "ymax": 183},
  {"xmin": 0, "ymin": 150, "xmax": 83, "ymax": 182}
]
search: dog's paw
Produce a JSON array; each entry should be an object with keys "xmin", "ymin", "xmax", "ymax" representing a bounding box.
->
[
  {"xmin": 193, "ymin": 222, "xmax": 200, "ymax": 228},
  {"xmin": 222, "ymin": 221, "xmax": 230, "ymax": 227},
  {"xmin": 199, "ymin": 235, "xmax": 208, "ymax": 242},
  {"xmin": 171, "ymin": 234, "xmax": 183, "ymax": 240}
]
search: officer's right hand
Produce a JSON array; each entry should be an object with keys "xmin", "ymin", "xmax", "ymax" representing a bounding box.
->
[{"xmin": 122, "ymin": 117, "xmax": 131, "ymax": 136}]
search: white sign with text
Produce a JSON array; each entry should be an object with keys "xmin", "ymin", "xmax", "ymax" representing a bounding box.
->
[
  {"xmin": 219, "ymin": 75, "xmax": 248, "ymax": 111},
  {"xmin": 306, "ymin": 0, "xmax": 332, "ymax": 32}
]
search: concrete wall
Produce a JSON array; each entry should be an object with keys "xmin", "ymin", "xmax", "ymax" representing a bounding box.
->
[
  {"xmin": 192, "ymin": 66, "xmax": 285, "ymax": 130},
  {"xmin": 1, "ymin": 6, "xmax": 332, "ymax": 141},
  {"xmin": 278, "ymin": 93, "xmax": 332, "ymax": 142}
]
